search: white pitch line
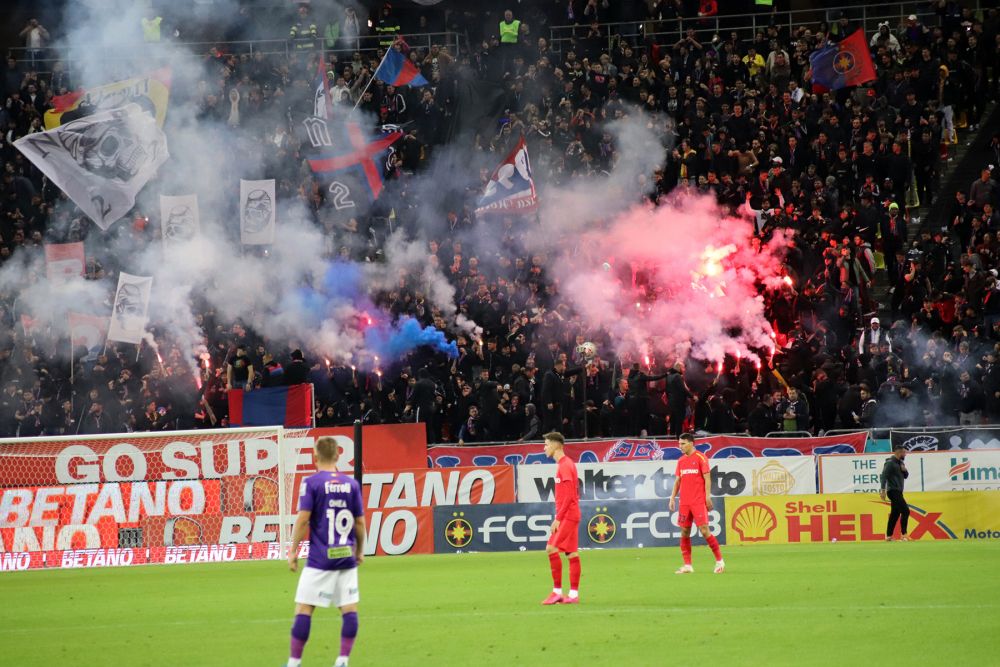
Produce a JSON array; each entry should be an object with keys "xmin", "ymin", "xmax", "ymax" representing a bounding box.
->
[{"xmin": 1, "ymin": 603, "xmax": 996, "ymax": 635}]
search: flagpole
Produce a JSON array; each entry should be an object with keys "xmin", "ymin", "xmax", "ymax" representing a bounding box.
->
[
  {"xmin": 69, "ymin": 323, "xmax": 75, "ymax": 418},
  {"xmin": 352, "ymin": 42, "xmax": 393, "ymax": 114}
]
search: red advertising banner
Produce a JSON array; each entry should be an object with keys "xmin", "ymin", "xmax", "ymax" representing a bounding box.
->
[
  {"xmin": 361, "ymin": 467, "xmax": 515, "ymax": 510},
  {"xmin": 0, "ymin": 425, "xmax": 434, "ymax": 569},
  {"xmin": 0, "ymin": 505, "xmax": 435, "ymax": 571},
  {"xmin": 0, "ymin": 424, "xmax": 427, "ymax": 488},
  {"xmin": 289, "ymin": 424, "xmax": 427, "ymax": 473},
  {"xmin": 427, "ymin": 433, "xmax": 868, "ymax": 468}
]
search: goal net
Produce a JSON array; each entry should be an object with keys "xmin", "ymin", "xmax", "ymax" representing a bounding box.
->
[{"xmin": 0, "ymin": 427, "xmax": 312, "ymax": 570}]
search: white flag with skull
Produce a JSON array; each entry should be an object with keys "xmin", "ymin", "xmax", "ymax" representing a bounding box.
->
[
  {"xmin": 107, "ymin": 272, "xmax": 153, "ymax": 345},
  {"xmin": 14, "ymin": 103, "xmax": 169, "ymax": 230},
  {"xmin": 159, "ymin": 194, "xmax": 200, "ymax": 243},
  {"xmin": 240, "ymin": 178, "xmax": 276, "ymax": 245}
]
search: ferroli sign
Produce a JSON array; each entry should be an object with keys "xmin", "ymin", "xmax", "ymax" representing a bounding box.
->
[{"xmin": 725, "ymin": 492, "xmax": 1000, "ymax": 544}]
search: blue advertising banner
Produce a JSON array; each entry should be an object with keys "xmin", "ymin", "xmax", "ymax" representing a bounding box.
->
[{"xmin": 433, "ymin": 499, "xmax": 726, "ymax": 553}]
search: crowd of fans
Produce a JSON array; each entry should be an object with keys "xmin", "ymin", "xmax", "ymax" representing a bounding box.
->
[{"xmin": 2, "ymin": 2, "xmax": 1000, "ymax": 443}]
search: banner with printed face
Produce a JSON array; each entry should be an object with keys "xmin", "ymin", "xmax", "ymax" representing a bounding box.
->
[
  {"xmin": 516, "ymin": 457, "xmax": 816, "ymax": 503},
  {"xmin": 159, "ymin": 194, "xmax": 200, "ymax": 243},
  {"xmin": 819, "ymin": 450, "xmax": 1000, "ymax": 493},
  {"xmin": 106, "ymin": 271, "xmax": 152, "ymax": 344},
  {"xmin": 428, "ymin": 432, "xmax": 866, "ymax": 467},
  {"xmin": 240, "ymin": 179, "xmax": 276, "ymax": 245},
  {"xmin": 15, "ymin": 103, "xmax": 169, "ymax": 229},
  {"xmin": 433, "ymin": 498, "xmax": 726, "ymax": 553},
  {"xmin": 44, "ymin": 242, "xmax": 86, "ymax": 282},
  {"xmin": 890, "ymin": 428, "xmax": 1000, "ymax": 452},
  {"xmin": 724, "ymin": 491, "xmax": 1000, "ymax": 545}
]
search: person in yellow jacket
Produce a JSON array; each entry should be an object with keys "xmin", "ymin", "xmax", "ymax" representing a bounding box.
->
[
  {"xmin": 742, "ymin": 46, "xmax": 765, "ymax": 81},
  {"xmin": 499, "ymin": 9, "xmax": 521, "ymax": 74},
  {"xmin": 141, "ymin": 8, "xmax": 162, "ymax": 43}
]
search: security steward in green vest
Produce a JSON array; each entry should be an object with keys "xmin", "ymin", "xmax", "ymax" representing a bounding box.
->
[{"xmin": 499, "ymin": 9, "xmax": 520, "ymax": 73}]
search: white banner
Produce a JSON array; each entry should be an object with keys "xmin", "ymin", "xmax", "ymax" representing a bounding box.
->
[
  {"xmin": 516, "ymin": 457, "xmax": 816, "ymax": 503},
  {"xmin": 819, "ymin": 450, "xmax": 1000, "ymax": 493},
  {"xmin": 159, "ymin": 194, "xmax": 200, "ymax": 242},
  {"xmin": 15, "ymin": 103, "xmax": 169, "ymax": 230},
  {"xmin": 240, "ymin": 179, "xmax": 275, "ymax": 245},
  {"xmin": 106, "ymin": 272, "xmax": 152, "ymax": 344}
]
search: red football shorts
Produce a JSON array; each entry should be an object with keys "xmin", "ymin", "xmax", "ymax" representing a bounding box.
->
[
  {"xmin": 677, "ymin": 503, "xmax": 709, "ymax": 528},
  {"xmin": 548, "ymin": 520, "xmax": 579, "ymax": 553}
]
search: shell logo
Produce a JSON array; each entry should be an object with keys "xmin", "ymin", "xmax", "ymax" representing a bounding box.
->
[
  {"xmin": 752, "ymin": 461, "xmax": 795, "ymax": 495},
  {"xmin": 731, "ymin": 502, "xmax": 777, "ymax": 542}
]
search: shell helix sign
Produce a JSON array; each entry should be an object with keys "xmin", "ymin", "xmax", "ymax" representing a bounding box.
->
[{"xmin": 724, "ymin": 492, "xmax": 1000, "ymax": 545}]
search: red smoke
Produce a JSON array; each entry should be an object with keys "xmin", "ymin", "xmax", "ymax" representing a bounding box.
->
[{"xmin": 558, "ymin": 194, "xmax": 788, "ymax": 365}]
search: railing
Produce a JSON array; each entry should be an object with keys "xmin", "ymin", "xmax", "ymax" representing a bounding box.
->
[
  {"xmin": 6, "ymin": 31, "xmax": 464, "ymax": 76},
  {"xmin": 548, "ymin": 1, "xmax": 985, "ymax": 56}
]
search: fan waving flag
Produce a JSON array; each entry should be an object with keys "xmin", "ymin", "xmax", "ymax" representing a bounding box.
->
[
  {"xmin": 476, "ymin": 136, "xmax": 538, "ymax": 215},
  {"xmin": 314, "ymin": 57, "xmax": 332, "ymax": 119},
  {"xmin": 809, "ymin": 30, "xmax": 876, "ymax": 92},
  {"xmin": 375, "ymin": 44, "xmax": 428, "ymax": 87}
]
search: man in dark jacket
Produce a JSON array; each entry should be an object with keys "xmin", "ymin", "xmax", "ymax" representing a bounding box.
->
[
  {"xmin": 665, "ymin": 362, "xmax": 692, "ymax": 437},
  {"xmin": 283, "ymin": 349, "xmax": 310, "ymax": 385},
  {"xmin": 540, "ymin": 359, "xmax": 569, "ymax": 433},
  {"xmin": 880, "ymin": 445, "xmax": 910, "ymax": 540},
  {"xmin": 627, "ymin": 363, "xmax": 669, "ymax": 436}
]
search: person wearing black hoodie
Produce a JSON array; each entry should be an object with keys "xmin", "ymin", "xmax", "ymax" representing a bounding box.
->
[{"xmin": 283, "ymin": 349, "xmax": 310, "ymax": 386}]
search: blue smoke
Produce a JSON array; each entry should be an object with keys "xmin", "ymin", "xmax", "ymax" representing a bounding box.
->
[
  {"xmin": 321, "ymin": 261, "xmax": 363, "ymax": 300},
  {"xmin": 365, "ymin": 316, "xmax": 459, "ymax": 360}
]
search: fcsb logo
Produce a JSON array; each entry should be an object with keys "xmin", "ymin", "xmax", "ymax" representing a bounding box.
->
[
  {"xmin": 444, "ymin": 511, "xmax": 473, "ymax": 549},
  {"xmin": 587, "ymin": 508, "xmax": 616, "ymax": 544}
]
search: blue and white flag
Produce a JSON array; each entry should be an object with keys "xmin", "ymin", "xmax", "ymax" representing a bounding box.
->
[{"xmin": 476, "ymin": 136, "xmax": 537, "ymax": 215}]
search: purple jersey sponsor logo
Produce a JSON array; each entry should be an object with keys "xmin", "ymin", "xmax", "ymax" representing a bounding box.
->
[{"xmin": 300, "ymin": 471, "xmax": 363, "ymax": 571}]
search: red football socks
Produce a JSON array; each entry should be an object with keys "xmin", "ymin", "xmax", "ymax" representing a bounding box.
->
[
  {"xmin": 680, "ymin": 536, "xmax": 692, "ymax": 565},
  {"xmin": 548, "ymin": 552, "xmax": 562, "ymax": 589},
  {"xmin": 568, "ymin": 555, "xmax": 581, "ymax": 591},
  {"xmin": 706, "ymin": 534, "xmax": 722, "ymax": 561}
]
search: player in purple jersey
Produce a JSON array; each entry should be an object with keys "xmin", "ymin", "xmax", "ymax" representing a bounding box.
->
[{"xmin": 286, "ymin": 436, "xmax": 366, "ymax": 667}]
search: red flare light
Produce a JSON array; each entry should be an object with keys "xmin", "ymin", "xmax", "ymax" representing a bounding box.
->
[
  {"xmin": 716, "ymin": 360, "xmax": 723, "ymax": 374},
  {"xmin": 783, "ymin": 276, "xmax": 793, "ymax": 287},
  {"xmin": 643, "ymin": 354, "xmax": 650, "ymax": 368}
]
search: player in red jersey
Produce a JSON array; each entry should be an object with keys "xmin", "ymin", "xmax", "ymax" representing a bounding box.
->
[
  {"xmin": 668, "ymin": 432, "xmax": 725, "ymax": 574},
  {"xmin": 541, "ymin": 431, "xmax": 582, "ymax": 605}
]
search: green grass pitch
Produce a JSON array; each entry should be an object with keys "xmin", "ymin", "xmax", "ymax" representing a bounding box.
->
[{"xmin": 2, "ymin": 542, "xmax": 999, "ymax": 666}]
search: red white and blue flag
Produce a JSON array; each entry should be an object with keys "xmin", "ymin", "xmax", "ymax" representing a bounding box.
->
[
  {"xmin": 375, "ymin": 43, "xmax": 428, "ymax": 87},
  {"xmin": 314, "ymin": 57, "xmax": 332, "ymax": 119},
  {"xmin": 476, "ymin": 136, "xmax": 538, "ymax": 215},
  {"xmin": 304, "ymin": 117, "xmax": 403, "ymax": 200},
  {"xmin": 228, "ymin": 384, "xmax": 314, "ymax": 428}
]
